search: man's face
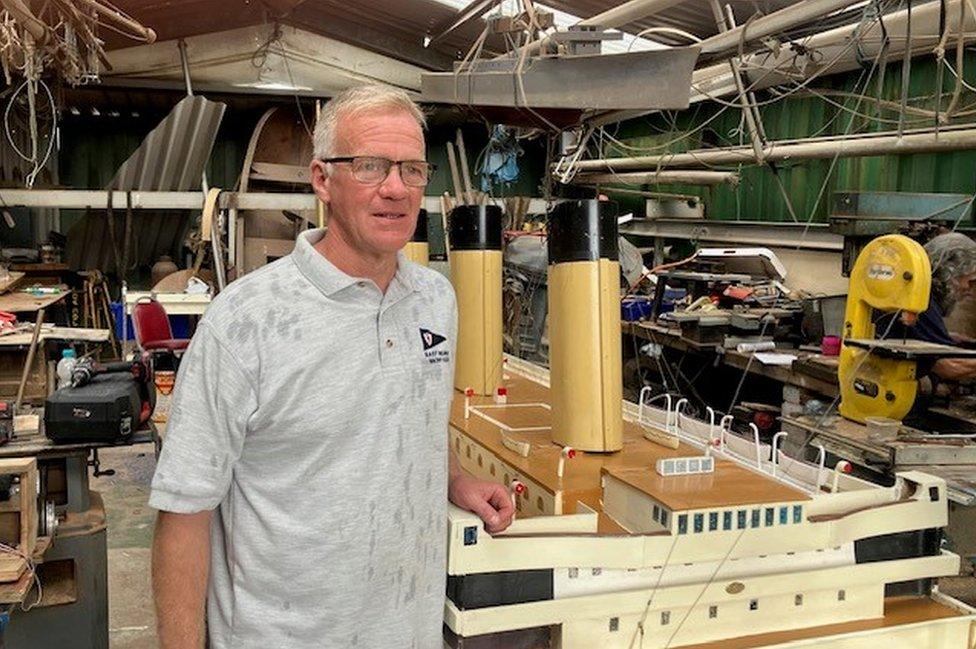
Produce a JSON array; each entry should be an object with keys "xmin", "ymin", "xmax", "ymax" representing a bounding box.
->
[
  {"xmin": 310, "ymin": 109, "xmax": 425, "ymax": 258},
  {"xmin": 952, "ymin": 272, "xmax": 976, "ymax": 298}
]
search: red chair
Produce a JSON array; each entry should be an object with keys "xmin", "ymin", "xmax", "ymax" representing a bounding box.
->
[{"xmin": 131, "ymin": 297, "xmax": 190, "ymax": 354}]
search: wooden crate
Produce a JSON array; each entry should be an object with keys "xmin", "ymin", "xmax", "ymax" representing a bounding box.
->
[{"xmin": 0, "ymin": 458, "xmax": 38, "ymax": 583}]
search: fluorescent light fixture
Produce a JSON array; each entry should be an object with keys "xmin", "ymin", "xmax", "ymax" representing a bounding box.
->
[{"xmin": 233, "ymin": 81, "xmax": 313, "ymax": 92}]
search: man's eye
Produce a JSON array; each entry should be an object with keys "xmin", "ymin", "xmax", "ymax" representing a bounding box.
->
[{"xmin": 359, "ymin": 159, "xmax": 383, "ymax": 172}]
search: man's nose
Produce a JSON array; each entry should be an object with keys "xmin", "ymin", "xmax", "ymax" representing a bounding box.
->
[{"xmin": 378, "ymin": 164, "xmax": 409, "ymax": 199}]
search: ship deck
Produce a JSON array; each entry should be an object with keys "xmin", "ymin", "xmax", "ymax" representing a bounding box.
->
[{"xmin": 449, "ymin": 374, "xmax": 809, "ymax": 518}]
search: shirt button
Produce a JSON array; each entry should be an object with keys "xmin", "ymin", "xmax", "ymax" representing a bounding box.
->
[
  {"xmin": 357, "ymin": 281, "xmax": 367, "ymax": 288},
  {"xmin": 386, "ymin": 339, "xmax": 394, "ymax": 348}
]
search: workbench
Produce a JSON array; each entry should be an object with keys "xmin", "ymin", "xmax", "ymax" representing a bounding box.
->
[{"xmin": 623, "ymin": 320, "xmax": 840, "ymax": 397}]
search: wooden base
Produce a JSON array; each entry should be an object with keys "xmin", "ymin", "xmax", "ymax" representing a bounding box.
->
[{"xmin": 680, "ymin": 596, "xmax": 964, "ymax": 649}]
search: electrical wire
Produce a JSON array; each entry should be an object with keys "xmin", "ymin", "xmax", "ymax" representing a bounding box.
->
[{"xmin": 0, "ymin": 540, "xmax": 42, "ymax": 611}]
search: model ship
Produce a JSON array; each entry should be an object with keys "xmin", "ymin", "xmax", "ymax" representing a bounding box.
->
[{"xmin": 442, "ymin": 200, "xmax": 976, "ymax": 648}]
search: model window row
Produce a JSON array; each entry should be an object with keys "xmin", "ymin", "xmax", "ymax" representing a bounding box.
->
[{"xmin": 676, "ymin": 504, "xmax": 804, "ymax": 535}]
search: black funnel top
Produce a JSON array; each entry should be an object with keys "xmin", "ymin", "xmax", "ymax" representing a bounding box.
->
[
  {"xmin": 547, "ymin": 199, "xmax": 618, "ymax": 264},
  {"xmin": 449, "ymin": 204, "xmax": 503, "ymax": 251}
]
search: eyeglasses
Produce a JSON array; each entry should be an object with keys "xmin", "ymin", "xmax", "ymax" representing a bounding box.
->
[{"xmin": 322, "ymin": 156, "xmax": 436, "ymax": 187}]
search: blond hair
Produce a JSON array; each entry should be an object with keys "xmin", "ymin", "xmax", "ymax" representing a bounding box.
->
[{"xmin": 313, "ymin": 84, "xmax": 426, "ymax": 160}]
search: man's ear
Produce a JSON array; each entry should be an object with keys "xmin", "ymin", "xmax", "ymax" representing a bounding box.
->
[{"xmin": 310, "ymin": 159, "xmax": 331, "ymax": 204}]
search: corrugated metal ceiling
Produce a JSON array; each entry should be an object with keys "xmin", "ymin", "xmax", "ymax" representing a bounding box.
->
[{"xmin": 106, "ymin": 0, "xmax": 810, "ymax": 69}]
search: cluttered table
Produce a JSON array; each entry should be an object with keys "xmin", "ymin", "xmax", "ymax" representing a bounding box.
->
[{"xmin": 623, "ymin": 320, "xmax": 841, "ymax": 397}]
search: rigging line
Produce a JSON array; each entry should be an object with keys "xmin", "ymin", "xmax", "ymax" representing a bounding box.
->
[
  {"xmin": 626, "ymin": 529, "xmax": 682, "ymax": 649},
  {"xmin": 726, "ymin": 316, "xmax": 773, "ymax": 413},
  {"xmin": 594, "ymin": 22, "xmax": 867, "ymax": 159},
  {"xmin": 663, "ymin": 527, "xmax": 747, "ymax": 648},
  {"xmin": 796, "ymin": 11, "xmax": 891, "ymax": 248},
  {"xmin": 899, "ymin": 0, "xmax": 914, "ymax": 136},
  {"xmin": 591, "ymin": 28, "xmax": 822, "ymax": 157},
  {"xmin": 688, "ymin": 12, "xmax": 875, "ymax": 111}
]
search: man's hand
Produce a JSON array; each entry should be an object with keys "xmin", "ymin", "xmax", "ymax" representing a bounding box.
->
[
  {"xmin": 951, "ymin": 331, "xmax": 976, "ymax": 346},
  {"xmin": 448, "ymin": 473, "xmax": 515, "ymax": 533}
]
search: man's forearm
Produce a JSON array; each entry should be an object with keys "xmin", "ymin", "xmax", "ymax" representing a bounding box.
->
[
  {"xmin": 153, "ymin": 510, "xmax": 213, "ymax": 649},
  {"xmin": 933, "ymin": 358, "xmax": 976, "ymax": 382}
]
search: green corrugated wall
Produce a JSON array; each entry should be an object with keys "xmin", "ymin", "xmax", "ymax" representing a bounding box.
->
[{"xmin": 606, "ymin": 51, "xmax": 976, "ymax": 222}]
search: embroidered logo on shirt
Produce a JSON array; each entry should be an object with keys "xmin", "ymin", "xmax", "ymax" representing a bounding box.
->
[
  {"xmin": 420, "ymin": 328, "xmax": 446, "ymax": 351},
  {"xmin": 420, "ymin": 328, "xmax": 450, "ymax": 364}
]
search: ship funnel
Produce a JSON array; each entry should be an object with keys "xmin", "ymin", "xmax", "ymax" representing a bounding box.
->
[
  {"xmin": 449, "ymin": 204, "xmax": 504, "ymax": 395},
  {"xmin": 547, "ymin": 199, "xmax": 623, "ymax": 452}
]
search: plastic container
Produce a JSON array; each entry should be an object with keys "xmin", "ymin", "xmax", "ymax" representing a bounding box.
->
[
  {"xmin": 56, "ymin": 349, "xmax": 77, "ymax": 390},
  {"xmin": 821, "ymin": 335, "xmax": 842, "ymax": 356},
  {"xmin": 152, "ymin": 370, "xmax": 177, "ymax": 424},
  {"xmin": 865, "ymin": 416, "xmax": 901, "ymax": 443}
]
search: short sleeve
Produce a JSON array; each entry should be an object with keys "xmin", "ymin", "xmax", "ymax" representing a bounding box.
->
[{"xmin": 149, "ymin": 322, "xmax": 258, "ymax": 513}]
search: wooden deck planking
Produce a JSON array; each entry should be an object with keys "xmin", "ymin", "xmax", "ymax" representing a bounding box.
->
[{"xmin": 450, "ymin": 376, "xmax": 808, "ymax": 516}]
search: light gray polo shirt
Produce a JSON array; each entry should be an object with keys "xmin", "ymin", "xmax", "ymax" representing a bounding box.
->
[{"xmin": 150, "ymin": 228, "xmax": 457, "ymax": 648}]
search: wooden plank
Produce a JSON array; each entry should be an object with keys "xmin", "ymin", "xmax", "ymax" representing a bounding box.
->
[
  {"xmin": 0, "ymin": 458, "xmax": 38, "ymax": 580},
  {"xmin": 250, "ymin": 162, "xmax": 310, "ymax": 184},
  {"xmin": 0, "ymin": 567, "xmax": 33, "ymax": 604},
  {"xmin": 0, "ymin": 272, "xmax": 25, "ymax": 294},
  {"xmin": 13, "ymin": 414, "xmax": 38, "ymax": 434},
  {"xmin": 241, "ymin": 237, "xmax": 295, "ymax": 274},
  {"xmin": 21, "ymin": 463, "xmax": 36, "ymax": 555},
  {"xmin": 0, "ymin": 327, "xmax": 110, "ymax": 346},
  {"xmin": 0, "ymin": 290, "xmax": 67, "ymax": 314},
  {"xmin": 0, "ymin": 458, "xmax": 37, "ymax": 473},
  {"xmin": 0, "ymin": 554, "xmax": 27, "ymax": 583}
]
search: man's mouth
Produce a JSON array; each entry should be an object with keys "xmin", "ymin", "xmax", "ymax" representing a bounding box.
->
[{"xmin": 373, "ymin": 212, "xmax": 406, "ymax": 220}]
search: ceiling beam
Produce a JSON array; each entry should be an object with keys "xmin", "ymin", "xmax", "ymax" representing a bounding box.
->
[{"xmin": 284, "ymin": 13, "xmax": 455, "ymax": 70}]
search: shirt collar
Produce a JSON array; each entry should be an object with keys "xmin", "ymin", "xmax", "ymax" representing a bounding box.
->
[{"xmin": 292, "ymin": 228, "xmax": 420, "ymax": 297}]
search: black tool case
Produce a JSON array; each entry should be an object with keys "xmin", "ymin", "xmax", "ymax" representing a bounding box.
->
[{"xmin": 44, "ymin": 374, "xmax": 145, "ymax": 443}]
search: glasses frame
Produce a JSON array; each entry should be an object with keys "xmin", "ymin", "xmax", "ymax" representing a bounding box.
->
[{"xmin": 321, "ymin": 156, "xmax": 436, "ymax": 187}]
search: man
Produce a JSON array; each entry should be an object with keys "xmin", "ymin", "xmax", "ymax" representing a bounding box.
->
[
  {"xmin": 151, "ymin": 84, "xmax": 514, "ymax": 649},
  {"xmin": 892, "ymin": 232, "xmax": 976, "ymax": 383}
]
